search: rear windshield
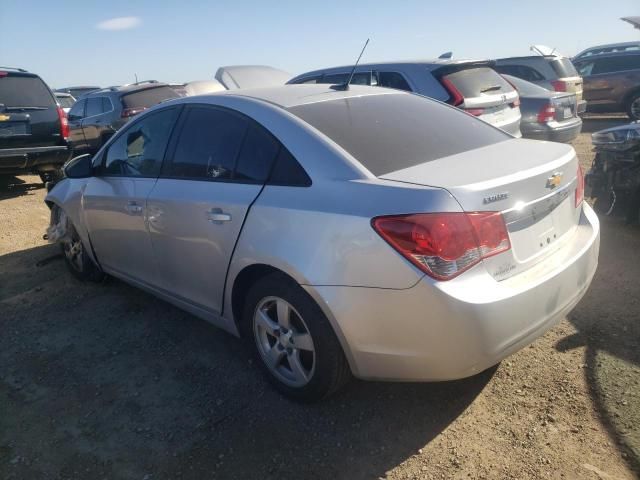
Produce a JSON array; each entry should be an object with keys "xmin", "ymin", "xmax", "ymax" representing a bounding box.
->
[
  {"xmin": 0, "ymin": 74, "xmax": 56, "ymax": 107},
  {"xmin": 503, "ymin": 75, "xmax": 550, "ymax": 96},
  {"xmin": 122, "ymin": 86, "xmax": 180, "ymax": 108},
  {"xmin": 442, "ymin": 67, "xmax": 514, "ymax": 98},
  {"xmin": 549, "ymin": 57, "xmax": 579, "ymax": 78},
  {"xmin": 56, "ymin": 95, "xmax": 75, "ymax": 108},
  {"xmin": 288, "ymin": 93, "xmax": 509, "ymax": 176}
]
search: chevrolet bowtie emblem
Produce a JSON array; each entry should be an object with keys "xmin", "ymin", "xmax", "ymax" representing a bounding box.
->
[
  {"xmin": 546, "ymin": 172, "xmax": 563, "ymax": 189},
  {"xmin": 0, "ymin": 114, "xmax": 10, "ymax": 122}
]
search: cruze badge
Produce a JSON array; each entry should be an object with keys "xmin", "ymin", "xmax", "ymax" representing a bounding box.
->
[
  {"xmin": 546, "ymin": 172, "xmax": 563, "ymax": 189},
  {"xmin": 0, "ymin": 114, "xmax": 10, "ymax": 122},
  {"xmin": 483, "ymin": 192, "xmax": 509, "ymax": 204}
]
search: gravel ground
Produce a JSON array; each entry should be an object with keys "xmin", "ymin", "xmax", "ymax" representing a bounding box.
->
[{"xmin": 0, "ymin": 117, "xmax": 638, "ymax": 480}]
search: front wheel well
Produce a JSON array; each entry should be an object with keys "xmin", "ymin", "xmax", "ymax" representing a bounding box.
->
[
  {"xmin": 230, "ymin": 264, "xmax": 299, "ymax": 336},
  {"xmin": 623, "ymin": 87, "xmax": 640, "ymax": 106}
]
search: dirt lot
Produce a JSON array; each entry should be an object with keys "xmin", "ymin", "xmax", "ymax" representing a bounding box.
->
[{"xmin": 1, "ymin": 117, "xmax": 639, "ymax": 480}]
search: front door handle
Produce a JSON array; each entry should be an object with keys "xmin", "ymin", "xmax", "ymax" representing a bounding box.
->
[
  {"xmin": 207, "ymin": 208, "xmax": 232, "ymax": 223},
  {"xmin": 125, "ymin": 201, "xmax": 143, "ymax": 214}
]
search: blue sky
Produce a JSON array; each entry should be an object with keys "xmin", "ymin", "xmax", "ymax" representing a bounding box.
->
[{"xmin": 1, "ymin": 0, "xmax": 638, "ymax": 88}]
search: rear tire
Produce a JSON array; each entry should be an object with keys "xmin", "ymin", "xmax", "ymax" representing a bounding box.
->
[
  {"xmin": 39, "ymin": 169, "xmax": 64, "ymax": 186},
  {"xmin": 626, "ymin": 91, "xmax": 640, "ymax": 121},
  {"xmin": 241, "ymin": 272, "xmax": 351, "ymax": 402}
]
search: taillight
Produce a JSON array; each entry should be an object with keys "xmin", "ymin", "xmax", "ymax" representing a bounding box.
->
[
  {"xmin": 57, "ymin": 106, "xmax": 69, "ymax": 140},
  {"xmin": 500, "ymin": 75, "xmax": 521, "ymax": 108},
  {"xmin": 550, "ymin": 80, "xmax": 567, "ymax": 92},
  {"xmin": 537, "ymin": 104, "xmax": 556, "ymax": 123},
  {"xmin": 465, "ymin": 108, "xmax": 484, "ymax": 116},
  {"xmin": 121, "ymin": 107, "xmax": 146, "ymax": 118},
  {"xmin": 372, "ymin": 212, "xmax": 511, "ymax": 281},
  {"xmin": 510, "ymin": 97, "xmax": 521, "ymax": 108},
  {"xmin": 0, "ymin": 71, "xmax": 8, "ymax": 78},
  {"xmin": 575, "ymin": 164, "xmax": 584, "ymax": 208},
  {"xmin": 440, "ymin": 77, "xmax": 464, "ymax": 106}
]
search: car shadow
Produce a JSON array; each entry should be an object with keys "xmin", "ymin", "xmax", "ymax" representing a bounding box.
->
[
  {"xmin": 555, "ymin": 215, "xmax": 640, "ymax": 475},
  {"xmin": 0, "ymin": 244, "xmax": 494, "ymax": 480},
  {"xmin": 0, "ymin": 175, "xmax": 44, "ymax": 201}
]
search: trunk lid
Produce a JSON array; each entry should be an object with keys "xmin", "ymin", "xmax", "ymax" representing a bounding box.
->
[
  {"xmin": 380, "ymin": 139, "xmax": 582, "ymax": 280},
  {"xmin": 551, "ymin": 93, "xmax": 578, "ymax": 121}
]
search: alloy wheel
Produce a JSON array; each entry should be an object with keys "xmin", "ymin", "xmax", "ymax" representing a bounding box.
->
[
  {"xmin": 63, "ymin": 233, "xmax": 83, "ymax": 272},
  {"xmin": 253, "ymin": 296, "xmax": 316, "ymax": 387},
  {"xmin": 631, "ymin": 97, "xmax": 640, "ymax": 120}
]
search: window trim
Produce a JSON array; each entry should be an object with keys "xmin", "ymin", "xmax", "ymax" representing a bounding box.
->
[
  {"xmin": 68, "ymin": 98, "xmax": 87, "ymax": 121},
  {"xmin": 97, "ymin": 105, "xmax": 182, "ymax": 179}
]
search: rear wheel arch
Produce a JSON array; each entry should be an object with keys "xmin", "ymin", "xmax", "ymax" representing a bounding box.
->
[{"xmin": 623, "ymin": 87, "xmax": 640, "ymax": 119}]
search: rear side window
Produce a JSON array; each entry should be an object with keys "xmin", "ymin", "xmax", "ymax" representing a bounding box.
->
[
  {"xmin": 268, "ymin": 148, "xmax": 311, "ymax": 186},
  {"xmin": 317, "ymin": 72, "xmax": 372, "ymax": 85},
  {"xmin": 549, "ymin": 57, "xmax": 579, "ymax": 78},
  {"xmin": 234, "ymin": 123, "xmax": 279, "ymax": 182},
  {"xmin": 102, "ymin": 108, "xmax": 178, "ymax": 177},
  {"xmin": 85, "ymin": 97, "xmax": 104, "ymax": 117},
  {"xmin": 377, "ymin": 71, "xmax": 412, "ymax": 91},
  {"xmin": 168, "ymin": 106, "xmax": 248, "ymax": 180},
  {"xmin": 288, "ymin": 93, "xmax": 509, "ymax": 176},
  {"xmin": 0, "ymin": 74, "xmax": 55, "ymax": 107},
  {"xmin": 592, "ymin": 55, "xmax": 640, "ymax": 75},
  {"xmin": 122, "ymin": 86, "xmax": 180, "ymax": 109},
  {"xmin": 442, "ymin": 67, "xmax": 514, "ymax": 99}
]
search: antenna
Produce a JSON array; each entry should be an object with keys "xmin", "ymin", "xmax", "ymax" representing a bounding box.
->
[{"xmin": 332, "ymin": 38, "xmax": 370, "ymax": 91}]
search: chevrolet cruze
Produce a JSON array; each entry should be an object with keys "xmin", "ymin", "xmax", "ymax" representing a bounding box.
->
[{"xmin": 45, "ymin": 85, "xmax": 600, "ymax": 401}]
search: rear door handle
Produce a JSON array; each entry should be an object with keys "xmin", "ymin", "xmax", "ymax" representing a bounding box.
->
[
  {"xmin": 207, "ymin": 208, "xmax": 232, "ymax": 223},
  {"xmin": 125, "ymin": 201, "xmax": 143, "ymax": 214}
]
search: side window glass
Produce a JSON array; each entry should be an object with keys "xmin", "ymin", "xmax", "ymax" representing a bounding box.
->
[
  {"xmin": 168, "ymin": 106, "xmax": 247, "ymax": 180},
  {"xmin": 85, "ymin": 97, "xmax": 103, "ymax": 117},
  {"xmin": 102, "ymin": 97, "xmax": 112, "ymax": 112},
  {"xmin": 576, "ymin": 61, "xmax": 594, "ymax": 76},
  {"xmin": 234, "ymin": 122, "xmax": 279, "ymax": 182},
  {"xmin": 320, "ymin": 73, "xmax": 349, "ymax": 84},
  {"xmin": 68, "ymin": 99, "xmax": 86, "ymax": 120},
  {"xmin": 297, "ymin": 76, "xmax": 319, "ymax": 84},
  {"xmin": 268, "ymin": 147, "xmax": 311, "ymax": 187},
  {"xmin": 378, "ymin": 71, "xmax": 412, "ymax": 91},
  {"xmin": 102, "ymin": 108, "xmax": 177, "ymax": 177}
]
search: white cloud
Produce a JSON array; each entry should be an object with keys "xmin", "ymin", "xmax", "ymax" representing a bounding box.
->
[{"xmin": 96, "ymin": 16, "xmax": 141, "ymax": 31}]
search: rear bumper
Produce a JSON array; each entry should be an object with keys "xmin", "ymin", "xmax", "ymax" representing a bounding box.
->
[
  {"xmin": 0, "ymin": 146, "xmax": 70, "ymax": 174},
  {"xmin": 522, "ymin": 117, "xmax": 583, "ymax": 143},
  {"xmin": 308, "ymin": 204, "xmax": 600, "ymax": 382}
]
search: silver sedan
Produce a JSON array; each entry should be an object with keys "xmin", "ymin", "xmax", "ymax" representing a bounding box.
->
[{"xmin": 45, "ymin": 85, "xmax": 600, "ymax": 401}]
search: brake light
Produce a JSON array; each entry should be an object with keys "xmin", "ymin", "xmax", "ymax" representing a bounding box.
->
[
  {"xmin": 465, "ymin": 108, "xmax": 484, "ymax": 116},
  {"xmin": 121, "ymin": 107, "xmax": 146, "ymax": 118},
  {"xmin": 575, "ymin": 164, "xmax": 584, "ymax": 208},
  {"xmin": 510, "ymin": 97, "xmax": 521, "ymax": 108},
  {"xmin": 500, "ymin": 76, "xmax": 521, "ymax": 108},
  {"xmin": 0, "ymin": 71, "xmax": 8, "ymax": 78},
  {"xmin": 441, "ymin": 77, "xmax": 464, "ymax": 106},
  {"xmin": 550, "ymin": 80, "xmax": 567, "ymax": 92},
  {"xmin": 57, "ymin": 106, "xmax": 69, "ymax": 140},
  {"xmin": 372, "ymin": 212, "xmax": 511, "ymax": 281},
  {"xmin": 537, "ymin": 104, "xmax": 556, "ymax": 123}
]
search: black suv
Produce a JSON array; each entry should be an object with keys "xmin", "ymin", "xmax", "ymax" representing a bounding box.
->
[
  {"xmin": 0, "ymin": 67, "xmax": 70, "ymax": 182},
  {"xmin": 67, "ymin": 81, "xmax": 180, "ymax": 156}
]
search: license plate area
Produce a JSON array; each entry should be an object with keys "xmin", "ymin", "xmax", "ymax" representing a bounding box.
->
[{"xmin": 0, "ymin": 122, "xmax": 29, "ymax": 137}]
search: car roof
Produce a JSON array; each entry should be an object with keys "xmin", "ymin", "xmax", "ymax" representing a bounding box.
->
[
  {"xmin": 496, "ymin": 55, "xmax": 564, "ymax": 62},
  {"xmin": 54, "ymin": 91, "xmax": 73, "ymax": 97},
  {"xmin": 294, "ymin": 58, "xmax": 491, "ymax": 76},
  {"xmin": 88, "ymin": 82, "xmax": 171, "ymax": 96},
  {"xmin": 214, "ymin": 84, "xmax": 403, "ymax": 109}
]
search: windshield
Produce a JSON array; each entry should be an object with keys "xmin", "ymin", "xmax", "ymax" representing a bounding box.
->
[
  {"xmin": 288, "ymin": 93, "xmax": 509, "ymax": 176},
  {"xmin": 0, "ymin": 75, "xmax": 56, "ymax": 107}
]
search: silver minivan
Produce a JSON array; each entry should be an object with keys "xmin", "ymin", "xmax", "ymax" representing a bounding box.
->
[{"xmin": 288, "ymin": 60, "xmax": 522, "ymax": 137}]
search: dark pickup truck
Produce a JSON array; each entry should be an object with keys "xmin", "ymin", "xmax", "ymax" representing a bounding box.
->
[{"xmin": 0, "ymin": 67, "xmax": 70, "ymax": 183}]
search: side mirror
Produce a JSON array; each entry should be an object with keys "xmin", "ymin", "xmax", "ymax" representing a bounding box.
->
[{"xmin": 64, "ymin": 154, "xmax": 94, "ymax": 178}]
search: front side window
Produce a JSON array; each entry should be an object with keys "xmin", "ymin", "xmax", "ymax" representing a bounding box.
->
[
  {"xmin": 168, "ymin": 106, "xmax": 248, "ymax": 180},
  {"xmin": 85, "ymin": 97, "xmax": 104, "ymax": 117},
  {"xmin": 102, "ymin": 108, "xmax": 178, "ymax": 177},
  {"xmin": 67, "ymin": 99, "xmax": 86, "ymax": 120},
  {"xmin": 575, "ymin": 61, "xmax": 594, "ymax": 76}
]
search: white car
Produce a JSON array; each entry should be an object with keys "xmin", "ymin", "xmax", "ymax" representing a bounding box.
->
[{"xmin": 46, "ymin": 85, "xmax": 599, "ymax": 401}]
